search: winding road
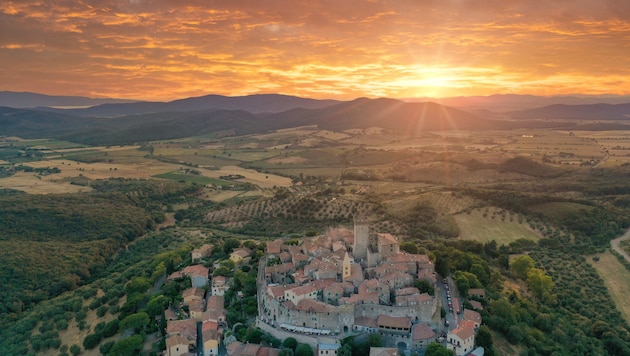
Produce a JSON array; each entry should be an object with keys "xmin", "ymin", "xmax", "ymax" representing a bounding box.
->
[{"xmin": 611, "ymin": 228, "xmax": 630, "ymax": 263}]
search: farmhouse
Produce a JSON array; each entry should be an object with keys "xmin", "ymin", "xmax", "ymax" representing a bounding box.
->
[
  {"xmin": 230, "ymin": 247, "xmax": 252, "ymax": 264},
  {"xmin": 192, "ymin": 244, "xmax": 215, "ymax": 262},
  {"xmin": 447, "ymin": 320, "xmax": 476, "ymax": 356}
]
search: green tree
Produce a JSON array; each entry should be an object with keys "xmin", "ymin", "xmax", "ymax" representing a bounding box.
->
[
  {"xmin": 424, "ymin": 342, "xmax": 454, "ymax": 356},
  {"xmin": 295, "ymin": 343, "xmax": 314, "ymax": 356},
  {"xmin": 125, "ymin": 277, "xmax": 151, "ymax": 294},
  {"xmin": 415, "ymin": 279, "xmax": 435, "ymax": 295},
  {"xmin": 283, "ymin": 337, "xmax": 298, "ymax": 351},
  {"xmin": 119, "ymin": 312, "xmax": 150, "ymax": 332},
  {"xmin": 103, "ymin": 319, "xmax": 120, "ymax": 338},
  {"xmin": 400, "ymin": 242, "xmax": 419, "ymax": 254},
  {"xmin": 146, "ymin": 295, "xmax": 169, "ymax": 317},
  {"xmin": 108, "ymin": 335, "xmax": 144, "ymax": 356},
  {"xmin": 223, "ymin": 238, "xmax": 241, "ymax": 254},
  {"xmin": 69, "ymin": 344, "xmax": 81, "ymax": 356},
  {"xmin": 244, "ymin": 328, "xmax": 264, "ymax": 344},
  {"xmin": 279, "ymin": 348, "xmax": 294, "ymax": 356},
  {"xmin": 470, "ymin": 263, "xmax": 489, "ymax": 286},
  {"xmin": 475, "ymin": 326, "xmax": 493, "ymax": 350},
  {"xmin": 510, "ymin": 255, "xmax": 534, "ymax": 279},
  {"xmin": 83, "ymin": 333, "xmax": 103, "ymax": 350},
  {"xmin": 435, "ymin": 256, "xmax": 450, "ymax": 277},
  {"xmin": 526, "ymin": 268, "xmax": 555, "ymax": 304}
]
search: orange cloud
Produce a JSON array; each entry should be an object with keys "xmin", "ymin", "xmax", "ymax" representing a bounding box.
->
[{"xmin": 0, "ymin": 0, "xmax": 629, "ymax": 100}]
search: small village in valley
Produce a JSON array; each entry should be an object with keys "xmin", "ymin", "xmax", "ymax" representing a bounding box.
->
[{"xmin": 162, "ymin": 219, "xmax": 485, "ymax": 356}]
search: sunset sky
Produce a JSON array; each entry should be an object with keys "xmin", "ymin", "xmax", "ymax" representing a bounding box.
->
[{"xmin": 1, "ymin": 0, "xmax": 630, "ymax": 101}]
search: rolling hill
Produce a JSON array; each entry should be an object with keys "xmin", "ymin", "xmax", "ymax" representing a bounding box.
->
[
  {"xmin": 4, "ymin": 96, "xmax": 630, "ymax": 146},
  {"xmin": 0, "ymin": 91, "xmax": 136, "ymax": 108},
  {"xmin": 40, "ymin": 93, "xmax": 341, "ymax": 117},
  {"xmin": 508, "ymin": 103, "xmax": 630, "ymax": 121}
]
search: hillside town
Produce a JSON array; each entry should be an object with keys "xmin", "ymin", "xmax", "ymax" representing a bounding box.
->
[{"xmin": 163, "ymin": 220, "xmax": 485, "ymax": 356}]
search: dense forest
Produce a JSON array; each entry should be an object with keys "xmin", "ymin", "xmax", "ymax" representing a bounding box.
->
[{"xmin": 0, "ymin": 179, "xmax": 197, "ymax": 327}]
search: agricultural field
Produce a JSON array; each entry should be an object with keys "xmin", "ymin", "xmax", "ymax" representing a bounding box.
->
[
  {"xmin": 573, "ymin": 130, "xmax": 630, "ymax": 167},
  {"xmin": 587, "ymin": 251, "xmax": 630, "ymax": 323},
  {"xmin": 0, "ymin": 172, "xmax": 92, "ymax": 194},
  {"xmin": 528, "ymin": 201, "xmax": 595, "ymax": 220},
  {"xmin": 454, "ymin": 208, "xmax": 541, "ymax": 244}
]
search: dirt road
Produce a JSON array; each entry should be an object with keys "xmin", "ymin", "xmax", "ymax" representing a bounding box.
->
[{"xmin": 611, "ymin": 228, "xmax": 630, "ymax": 263}]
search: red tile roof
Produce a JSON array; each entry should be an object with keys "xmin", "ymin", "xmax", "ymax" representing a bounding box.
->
[
  {"xmin": 450, "ymin": 320, "xmax": 476, "ymax": 340},
  {"xmin": 412, "ymin": 323, "xmax": 436, "ymax": 341},
  {"xmin": 377, "ymin": 315, "xmax": 411, "ymax": 329}
]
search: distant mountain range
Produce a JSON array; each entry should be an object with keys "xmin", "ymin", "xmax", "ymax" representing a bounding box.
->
[
  {"xmin": 0, "ymin": 92, "xmax": 340, "ymax": 116},
  {"xmin": 1, "ymin": 92, "xmax": 629, "ymax": 146},
  {"xmin": 507, "ymin": 103, "xmax": 630, "ymax": 121},
  {"xmin": 3, "ymin": 91, "xmax": 630, "ymax": 114},
  {"xmin": 0, "ymin": 91, "xmax": 136, "ymax": 108},
  {"xmin": 406, "ymin": 94, "xmax": 630, "ymax": 112}
]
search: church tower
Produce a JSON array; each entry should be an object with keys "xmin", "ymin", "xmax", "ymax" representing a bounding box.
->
[{"xmin": 353, "ymin": 216, "xmax": 369, "ymax": 261}]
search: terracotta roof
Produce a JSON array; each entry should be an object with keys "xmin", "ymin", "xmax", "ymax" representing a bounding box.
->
[
  {"xmin": 354, "ymin": 316, "xmax": 378, "ymax": 328},
  {"xmin": 279, "ymin": 251, "xmax": 292, "ymax": 262},
  {"xmin": 369, "ymin": 347, "xmax": 398, "ymax": 356},
  {"xmin": 202, "ymin": 327, "xmax": 219, "ymax": 342},
  {"xmin": 164, "ymin": 308, "xmax": 178, "ymax": 321},
  {"xmin": 182, "ymin": 264, "xmax": 209, "ymax": 278},
  {"xmin": 450, "ymin": 320, "xmax": 476, "ymax": 340},
  {"xmin": 286, "ymin": 284, "xmax": 318, "ymax": 297},
  {"xmin": 258, "ymin": 347, "xmax": 281, "ymax": 356},
  {"xmin": 227, "ymin": 341, "xmax": 245, "ymax": 356},
  {"xmin": 469, "ymin": 300, "xmax": 483, "ymax": 310},
  {"xmin": 293, "ymin": 253, "xmax": 309, "ymax": 262},
  {"xmin": 189, "ymin": 299, "xmax": 205, "ymax": 312},
  {"xmin": 241, "ymin": 343, "xmax": 261, "ymax": 356},
  {"xmin": 166, "ymin": 335, "xmax": 189, "ymax": 348},
  {"xmin": 203, "ymin": 320, "xmax": 218, "ymax": 331},
  {"xmin": 281, "ymin": 300, "xmax": 296, "ymax": 310},
  {"xmin": 394, "ymin": 287, "xmax": 420, "ymax": 296},
  {"xmin": 377, "ymin": 233, "xmax": 398, "ymax": 245},
  {"xmin": 377, "ymin": 315, "xmax": 411, "ymax": 329},
  {"xmin": 207, "ymin": 295, "xmax": 225, "ymax": 310},
  {"xmin": 296, "ymin": 299, "xmax": 337, "ymax": 313},
  {"xmin": 266, "ymin": 262, "xmax": 295, "ymax": 274},
  {"xmin": 383, "ymin": 271, "xmax": 413, "ymax": 283},
  {"xmin": 312, "ymin": 279, "xmax": 336, "ymax": 290},
  {"xmin": 267, "ymin": 284, "xmax": 296, "ymax": 299},
  {"xmin": 267, "ymin": 239, "xmax": 284, "ymax": 254},
  {"xmin": 412, "ymin": 323, "xmax": 436, "ymax": 340},
  {"xmin": 182, "ymin": 287, "xmax": 205, "ymax": 300},
  {"xmin": 464, "ymin": 309, "xmax": 482, "ymax": 323},
  {"xmin": 324, "ymin": 284, "xmax": 344, "ymax": 294},
  {"xmin": 231, "ymin": 248, "xmax": 252, "ymax": 258},
  {"xmin": 167, "ymin": 319, "xmax": 197, "ymax": 339},
  {"xmin": 396, "ymin": 293, "xmax": 432, "ymax": 306},
  {"xmin": 193, "ymin": 244, "xmax": 214, "ymax": 255}
]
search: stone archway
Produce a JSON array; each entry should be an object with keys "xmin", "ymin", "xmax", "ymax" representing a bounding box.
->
[{"xmin": 397, "ymin": 341, "xmax": 408, "ymax": 355}]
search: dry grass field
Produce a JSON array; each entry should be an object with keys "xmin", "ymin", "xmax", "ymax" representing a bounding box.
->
[
  {"xmin": 587, "ymin": 251, "xmax": 630, "ymax": 323},
  {"xmin": 498, "ymin": 129, "xmax": 603, "ymax": 164},
  {"xmin": 573, "ymin": 130, "xmax": 630, "ymax": 167},
  {"xmin": 454, "ymin": 208, "xmax": 541, "ymax": 244},
  {"xmin": 0, "ymin": 172, "xmax": 92, "ymax": 194}
]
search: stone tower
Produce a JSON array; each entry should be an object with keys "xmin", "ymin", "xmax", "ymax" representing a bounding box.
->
[{"xmin": 353, "ymin": 216, "xmax": 369, "ymax": 261}]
